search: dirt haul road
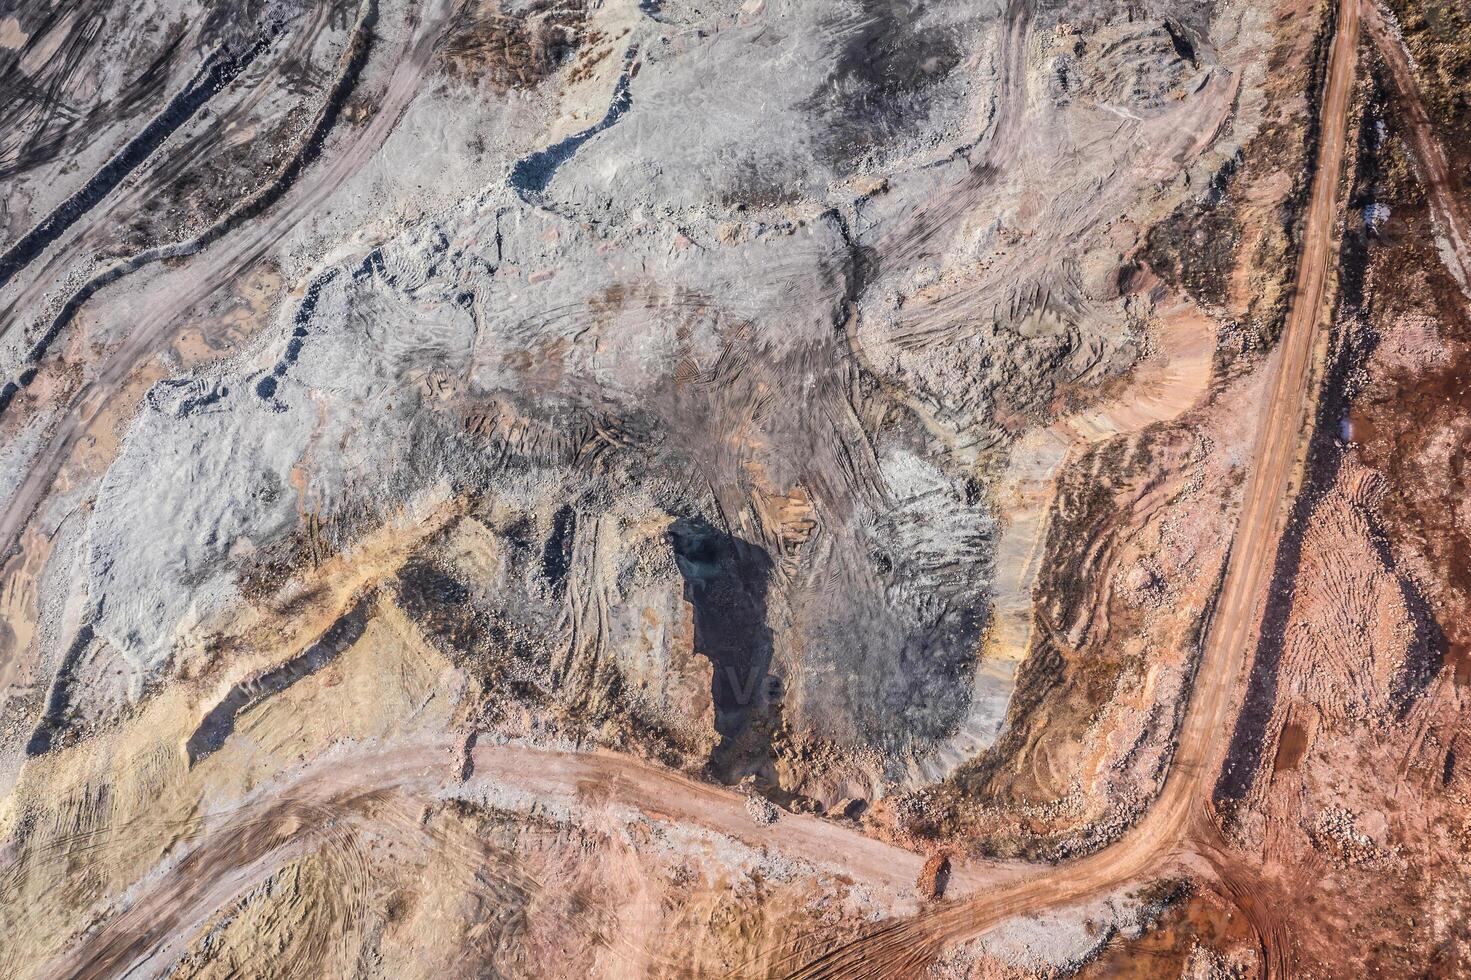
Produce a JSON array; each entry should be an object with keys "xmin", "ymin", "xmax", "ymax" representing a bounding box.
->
[
  {"xmin": 775, "ymin": 0, "xmax": 1363, "ymax": 975},
  {"xmin": 30, "ymin": 738, "xmax": 1009, "ymax": 980}
]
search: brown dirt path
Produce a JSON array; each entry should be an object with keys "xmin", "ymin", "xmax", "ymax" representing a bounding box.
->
[{"xmin": 29, "ymin": 736, "xmax": 1015, "ymax": 979}]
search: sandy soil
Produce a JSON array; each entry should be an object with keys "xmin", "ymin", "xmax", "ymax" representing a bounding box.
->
[{"xmin": 4, "ymin": 0, "xmax": 1469, "ymax": 974}]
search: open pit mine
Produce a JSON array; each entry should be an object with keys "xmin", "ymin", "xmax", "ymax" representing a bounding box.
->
[{"xmin": 2, "ymin": 0, "xmax": 1470, "ymax": 974}]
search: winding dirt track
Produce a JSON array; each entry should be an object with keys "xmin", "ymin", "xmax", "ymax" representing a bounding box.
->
[
  {"xmin": 30, "ymin": 738, "xmax": 1012, "ymax": 979},
  {"xmin": 775, "ymin": 0, "xmax": 1362, "ymax": 975}
]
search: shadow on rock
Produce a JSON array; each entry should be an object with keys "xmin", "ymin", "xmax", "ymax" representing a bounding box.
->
[{"xmin": 667, "ymin": 517, "xmax": 776, "ymax": 754}]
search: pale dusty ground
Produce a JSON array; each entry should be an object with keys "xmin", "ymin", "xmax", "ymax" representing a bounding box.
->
[{"xmin": 1, "ymin": 0, "xmax": 1469, "ymax": 975}]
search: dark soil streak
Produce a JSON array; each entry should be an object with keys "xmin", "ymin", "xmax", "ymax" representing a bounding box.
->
[
  {"xmin": 0, "ymin": 31, "xmax": 277, "ymax": 295},
  {"xmin": 185, "ymin": 597, "xmax": 373, "ymax": 764},
  {"xmin": 0, "ymin": 0, "xmax": 378, "ymax": 417}
]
